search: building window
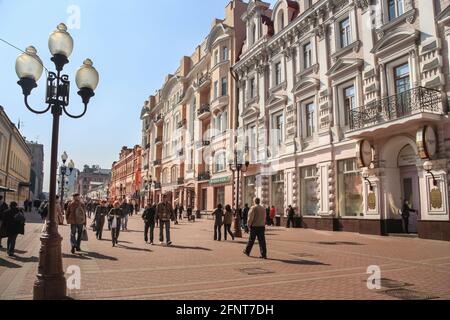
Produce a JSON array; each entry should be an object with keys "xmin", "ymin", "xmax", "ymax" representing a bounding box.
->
[
  {"xmin": 215, "ymin": 187, "xmax": 225, "ymax": 208},
  {"xmin": 274, "ymin": 62, "xmax": 282, "ymax": 86},
  {"xmin": 271, "ymin": 172, "xmax": 284, "ymax": 215},
  {"xmin": 305, "ymin": 102, "xmax": 315, "ymax": 138},
  {"xmin": 222, "ymin": 47, "xmax": 228, "ymax": 61},
  {"xmin": 301, "ymin": 166, "xmax": 319, "ymax": 216},
  {"xmin": 277, "ymin": 10, "xmax": 285, "ymax": 33},
  {"xmin": 251, "ymin": 24, "xmax": 257, "ymax": 45},
  {"xmin": 201, "ymin": 189, "xmax": 208, "ymax": 210},
  {"xmin": 303, "ymin": 42, "xmax": 312, "ymax": 69},
  {"xmin": 338, "ymin": 159, "xmax": 363, "ymax": 217},
  {"xmin": 244, "ymin": 176, "xmax": 256, "ymax": 206},
  {"xmin": 215, "ymin": 152, "xmax": 226, "ymax": 173},
  {"xmin": 248, "ymin": 125, "xmax": 257, "ymax": 161},
  {"xmin": 249, "ymin": 77, "xmax": 256, "ymax": 98},
  {"xmin": 339, "ymin": 17, "xmax": 352, "ymax": 48},
  {"xmin": 213, "ymin": 81, "xmax": 218, "ymax": 99},
  {"xmin": 394, "ymin": 63, "xmax": 411, "ymax": 114},
  {"xmin": 344, "ymin": 85, "xmax": 356, "ymax": 126},
  {"xmin": 221, "ymin": 77, "xmax": 227, "ymax": 96},
  {"xmin": 388, "ymin": 0, "xmax": 405, "ymax": 21},
  {"xmin": 214, "ymin": 50, "xmax": 219, "ymax": 65},
  {"xmin": 274, "ymin": 114, "xmax": 285, "ymax": 145}
]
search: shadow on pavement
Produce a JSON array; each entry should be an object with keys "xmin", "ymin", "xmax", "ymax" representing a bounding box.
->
[
  {"xmin": 62, "ymin": 251, "xmax": 118, "ymax": 261},
  {"xmin": 167, "ymin": 245, "xmax": 212, "ymax": 251},
  {"xmin": 266, "ymin": 258, "xmax": 330, "ymax": 266},
  {"xmin": 10, "ymin": 255, "xmax": 39, "ymax": 263},
  {"xmin": 117, "ymin": 245, "xmax": 151, "ymax": 253},
  {"xmin": 0, "ymin": 257, "xmax": 22, "ymax": 268},
  {"xmin": 315, "ymin": 241, "xmax": 364, "ymax": 246}
]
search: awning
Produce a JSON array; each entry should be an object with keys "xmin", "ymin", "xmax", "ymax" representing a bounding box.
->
[{"xmin": 0, "ymin": 186, "xmax": 17, "ymax": 193}]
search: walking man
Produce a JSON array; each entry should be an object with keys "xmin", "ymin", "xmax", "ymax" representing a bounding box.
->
[
  {"xmin": 143, "ymin": 202, "xmax": 156, "ymax": 245},
  {"xmin": 242, "ymin": 204, "xmax": 249, "ymax": 233},
  {"xmin": 156, "ymin": 194, "xmax": 173, "ymax": 246},
  {"xmin": 66, "ymin": 194, "xmax": 87, "ymax": 254},
  {"xmin": 243, "ymin": 198, "xmax": 267, "ymax": 259},
  {"xmin": 286, "ymin": 205, "xmax": 295, "ymax": 228},
  {"xmin": 120, "ymin": 199, "xmax": 131, "ymax": 231},
  {"xmin": 179, "ymin": 204, "xmax": 184, "ymax": 221},
  {"xmin": 212, "ymin": 204, "xmax": 224, "ymax": 241},
  {"xmin": 94, "ymin": 200, "xmax": 108, "ymax": 240},
  {"xmin": 108, "ymin": 201, "xmax": 122, "ymax": 247}
]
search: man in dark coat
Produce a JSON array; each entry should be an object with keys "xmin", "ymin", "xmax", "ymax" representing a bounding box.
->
[
  {"xmin": 401, "ymin": 200, "xmax": 417, "ymax": 234},
  {"xmin": 142, "ymin": 202, "xmax": 156, "ymax": 244},
  {"xmin": 94, "ymin": 200, "xmax": 109, "ymax": 240},
  {"xmin": 1, "ymin": 202, "xmax": 25, "ymax": 257},
  {"xmin": 0, "ymin": 195, "xmax": 8, "ymax": 248},
  {"xmin": 156, "ymin": 195, "xmax": 174, "ymax": 246}
]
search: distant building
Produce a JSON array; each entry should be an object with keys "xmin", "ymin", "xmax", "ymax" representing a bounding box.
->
[
  {"xmin": 26, "ymin": 141, "xmax": 44, "ymax": 200},
  {"xmin": 76, "ymin": 165, "xmax": 111, "ymax": 197},
  {"xmin": 0, "ymin": 105, "xmax": 32, "ymax": 205},
  {"xmin": 109, "ymin": 145, "xmax": 142, "ymax": 203}
]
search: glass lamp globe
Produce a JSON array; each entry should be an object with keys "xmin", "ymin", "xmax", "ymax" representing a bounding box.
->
[
  {"xmin": 423, "ymin": 161, "xmax": 433, "ymax": 172},
  {"xmin": 68, "ymin": 160, "xmax": 75, "ymax": 170},
  {"xmin": 48, "ymin": 23, "xmax": 74, "ymax": 58},
  {"xmin": 76, "ymin": 59, "xmax": 99, "ymax": 91},
  {"xmin": 15, "ymin": 46, "xmax": 44, "ymax": 81},
  {"xmin": 61, "ymin": 151, "xmax": 68, "ymax": 163},
  {"xmin": 362, "ymin": 167, "xmax": 370, "ymax": 179}
]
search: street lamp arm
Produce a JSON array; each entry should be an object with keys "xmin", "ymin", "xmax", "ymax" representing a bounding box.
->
[
  {"xmin": 24, "ymin": 95, "xmax": 52, "ymax": 115},
  {"xmin": 62, "ymin": 102, "xmax": 88, "ymax": 119}
]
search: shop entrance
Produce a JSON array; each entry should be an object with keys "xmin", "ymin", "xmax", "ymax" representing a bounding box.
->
[{"xmin": 398, "ymin": 145, "xmax": 420, "ymax": 234}]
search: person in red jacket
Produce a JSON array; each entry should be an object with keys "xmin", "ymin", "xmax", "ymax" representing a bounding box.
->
[{"xmin": 269, "ymin": 206, "xmax": 276, "ymax": 226}]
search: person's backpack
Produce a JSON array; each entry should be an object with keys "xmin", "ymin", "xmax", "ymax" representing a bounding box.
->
[{"xmin": 38, "ymin": 203, "xmax": 49, "ymax": 219}]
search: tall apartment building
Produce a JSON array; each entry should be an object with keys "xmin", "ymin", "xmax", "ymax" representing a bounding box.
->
[
  {"xmin": 26, "ymin": 140, "xmax": 44, "ymax": 200},
  {"xmin": 140, "ymin": 0, "xmax": 248, "ymax": 210},
  {"xmin": 232, "ymin": 0, "xmax": 450, "ymax": 241},
  {"xmin": 110, "ymin": 146, "xmax": 142, "ymax": 202},
  {"xmin": 0, "ymin": 106, "xmax": 32, "ymax": 205}
]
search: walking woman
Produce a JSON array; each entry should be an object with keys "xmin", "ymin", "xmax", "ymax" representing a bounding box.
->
[
  {"xmin": 108, "ymin": 201, "xmax": 122, "ymax": 247},
  {"xmin": 212, "ymin": 204, "xmax": 224, "ymax": 241},
  {"xmin": 223, "ymin": 205, "xmax": 235, "ymax": 241},
  {"xmin": 94, "ymin": 200, "xmax": 109, "ymax": 240},
  {"xmin": 0, "ymin": 202, "xmax": 25, "ymax": 257}
]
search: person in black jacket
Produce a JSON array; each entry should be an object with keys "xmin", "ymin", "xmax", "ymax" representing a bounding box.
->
[
  {"xmin": 0, "ymin": 196, "xmax": 8, "ymax": 248},
  {"xmin": 0, "ymin": 202, "xmax": 25, "ymax": 257},
  {"xmin": 94, "ymin": 200, "xmax": 109, "ymax": 240},
  {"xmin": 401, "ymin": 200, "xmax": 417, "ymax": 234},
  {"xmin": 142, "ymin": 203, "xmax": 156, "ymax": 245}
]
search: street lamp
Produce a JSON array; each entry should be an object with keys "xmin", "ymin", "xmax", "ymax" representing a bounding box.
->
[
  {"xmin": 362, "ymin": 168, "xmax": 374, "ymax": 192},
  {"xmin": 59, "ymin": 152, "xmax": 74, "ymax": 207},
  {"xmin": 229, "ymin": 142, "xmax": 250, "ymax": 238},
  {"xmin": 423, "ymin": 161, "xmax": 438, "ymax": 187},
  {"xmin": 15, "ymin": 23, "xmax": 99, "ymax": 300},
  {"xmin": 145, "ymin": 175, "xmax": 153, "ymax": 204}
]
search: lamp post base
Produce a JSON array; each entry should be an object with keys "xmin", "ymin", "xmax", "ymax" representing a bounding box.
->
[
  {"xmin": 233, "ymin": 217, "xmax": 243, "ymax": 238},
  {"xmin": 33, "ymin": 231, "xmax": 67, "ymax": 300}
]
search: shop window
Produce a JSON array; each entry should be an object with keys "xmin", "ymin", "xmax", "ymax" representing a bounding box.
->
[
  {"xmin": 271, "ymin": 172, "xmax": 285, "ymax": 215},
  {"xmin": 244, "ymin": 176, "xmax": 256, "ymax": 206},
  {"xmin": 338, "ymin": 159, "xmax": 363, "ymax": 217},
  {"xmin": 301, "ymin": 166, "xmax": 319, "ymax": 216},
  {"xmin": 215, "ymin": 187, "xmax": 225, "ymax": 208}
]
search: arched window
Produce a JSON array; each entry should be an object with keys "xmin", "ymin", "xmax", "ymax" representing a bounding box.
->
[
  {"xmin": 251, "ymin": 23, "xmax": 257, "ymax": 45},
  {"xmin": 171, "ymin": 166, "xmax": 178, "ymax": 183},
  {"xmin": 277, "ymin": 10, "xmax": 285, "ymax": 33}
]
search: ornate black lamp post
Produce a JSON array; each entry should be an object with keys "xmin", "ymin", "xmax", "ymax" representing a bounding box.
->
[
  {"xmin": 59, "ymin": 152, "xmax": 74, "ymax": 207},
  {"xmin": 229, "ymin": 143, "xmax": 250, "ymax": 238},
  {"xmin": 15, "ymin": 23, "xmax": 99, "ymax": 300},
  {"xmin": 145, "ymin": 175, "xmax": 153, "ymax": 204}
]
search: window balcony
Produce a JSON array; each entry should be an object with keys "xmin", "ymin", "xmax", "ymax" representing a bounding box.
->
[
  {"xmin": 348, "ymin": 87, "xmax": 443, "ymax": 137},
  {"xmin": 194, "ymin": 73, "xmax": 211, "ymax": 91},
  {"xmin": 153, "ymin": 160, "xmax": 162, "ymax": 167},
  {"xmin": 154, "ymin": 114, "xmax": 163, "ymax": 125},
  {"xmin": 155, "ymin": 137, "xmax": 163, "ymax": 145},
  {"xmin": 154, "ymin": 182, "xmax": 162, "ymax": 189},
  {"xmin": 177, "ymin": 119, "xmax": 187, "ymax": 129},
  {"xmin": 177, "ymin": 177, "xmax": 185, "ymax": 185},
  {"xmin": 197, "ymin": 105, "xmax": 211, "ymax": 120},
  {"xmin": 197, "ymin": 171, "xmax": 211, "ymax": 181},
  {"xmin": 195, "ymin": 140, "xmax": 211, "ymax": 149}
]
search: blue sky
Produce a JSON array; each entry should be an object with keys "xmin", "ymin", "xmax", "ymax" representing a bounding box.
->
[{"xmin": 0, "ymin": 0, "xmax": 276, "ymax": 192}]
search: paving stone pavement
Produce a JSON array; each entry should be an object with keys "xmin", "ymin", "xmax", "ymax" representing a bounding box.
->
[{"xmin": 1, "ymin": 211, "xmax": 450, "ymax": 300}]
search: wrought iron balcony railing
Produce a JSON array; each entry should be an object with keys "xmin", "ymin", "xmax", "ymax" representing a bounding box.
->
[
  {"xmin": 177, "ymin": 177, "xmax": 185, "ymax": 185},
  {"xmin": 198, "ymin": 105, "xmax": 211, "ymax": 117},
  {"xmin": 153, "ymin": 159, "xmax": 162, "ymax": 166},
  {"xmin": 349, "ymin": 87, "xmax": 441, "ymax": 131},
  {"xmin": 197, "ymin": 171, "xmax": 211, "ymax": 181},
  {"xmin": 153, "ymin": 182, "xmax": 162, "ymax": 189},
  {"xmin": 196, "ymin": 140, "xmax": 211, "ymax": 148}
]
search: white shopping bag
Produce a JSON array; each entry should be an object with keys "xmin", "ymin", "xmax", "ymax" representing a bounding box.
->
[{"xmin": 111, "ymin": 216, "xmax": 117, "ymax": 229}]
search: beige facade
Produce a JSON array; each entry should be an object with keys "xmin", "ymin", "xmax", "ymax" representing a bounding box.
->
[
  {"xmin": 233, "ymin": 0, "xmax": 450, "ymax": 240},
  {"xmin": 0, "ymin": 106, "xmax": 32, "ymax": 205},
  {"xmin": 141, "ymin": 0, "xmax": 248, "ymax": 211}
]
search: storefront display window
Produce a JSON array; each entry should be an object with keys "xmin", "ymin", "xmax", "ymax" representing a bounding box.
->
[
  {"xmin": 301, "ymin": 166, "xmax": 319, "ymax": 216},
  {"xmin": 338, "ymin": 159, "xmax": 363, "ymax": 217},
  {"xmin": 244, "ymin": 176, "xmax": 256, "ymax": 206},
  {"xmin": 271, "ymin": 171, "xmax": 284, "ymax": 215}
]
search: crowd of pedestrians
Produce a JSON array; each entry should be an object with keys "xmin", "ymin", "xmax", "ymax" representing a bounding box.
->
[{"xmin": 0, "ymin": 196, "xmax": 26, "ymax": 257}]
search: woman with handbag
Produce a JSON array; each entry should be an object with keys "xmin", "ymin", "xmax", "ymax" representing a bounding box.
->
[
  {"xmin": 108, "ymin": 201, "xmax": 122, "ymax": 247},
  {"xmin": 94, "ymin": 200, "xmax": 108, "ymax": 240}
]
